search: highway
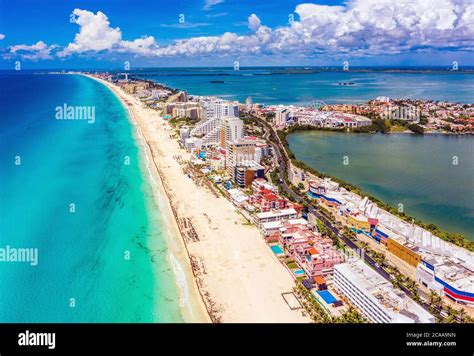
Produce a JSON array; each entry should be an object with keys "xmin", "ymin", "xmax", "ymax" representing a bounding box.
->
[{"xmin": 257, "ymin": 116, "xmax": 435, "ymax": 314}]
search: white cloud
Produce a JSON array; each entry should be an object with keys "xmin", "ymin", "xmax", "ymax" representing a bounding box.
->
[
  {"xmin": 119, "ymin": 36, "xmax": 157, "ymax": 56},
  {"xmin": 15, "ymin": 1, "xmax": 474, "ymax": 61},
  {"xmin": 0, "ymin": 34, "xmax": 5, "ymax": 40},
  {"xmin": 9, "ymin": 41, "xmax": 56, "ymax": 60},
  {"xmin": 203, "ymin": 0, "xmax": 224, "ymax": 11},
  {"xmin": 248, "ymin": 14, "xmax": 261, "ymax": 31},
  {"xmin": 57, "ymin": 9, "xmax": 159, "ymax": 58},
  {"xmin": 206, "ymin": 12, "xmax": 228, "ymax": 18},
  {"xmin": 59, "ymin": 9, "xmax": 122, "ymax": 57},
  {"xmin": 284, "ymin": 0, "xmax": 474, "ymax": 55},
  {"xmin": 152, "ymin": 0, "xmax": 474, "ymax": 58}
]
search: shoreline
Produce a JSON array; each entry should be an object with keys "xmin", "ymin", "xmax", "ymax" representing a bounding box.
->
[
  {"xmin": 85, "ymin": 74, "xmax": 309, "ymax": 323},
  {"xmin": 278, "ymin": 128, "xmax": 474, "ymax": 250},
  {"xmin": 84, "ymin": 74, "xmax": 210, "ymax": 323},
  {"xmin": 130, "ymin": 111, "xmax": 210, "ymax": 323},
  {"xmin": 278, "ymin": 123, "xmax": 471, "ymax": 136}
]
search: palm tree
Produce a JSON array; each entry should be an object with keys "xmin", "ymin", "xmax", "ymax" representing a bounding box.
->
[
  {"xmin": 336, "ymin": 307, "xmax": 366, "ymax": 323},
  {"xmin": 428, "ymin": 290, "xmax": 442, "ymax": 313},
  {"xmin": 457, "ymin": 308, "xmax": 467, "ymax": 323},
  {"xmin": 392, "ymin": 273, "xmax": 403, "ymax": 289},
  {"xmin": 441, "ymin": 305, "xmax": 457, "ymax": 323}
]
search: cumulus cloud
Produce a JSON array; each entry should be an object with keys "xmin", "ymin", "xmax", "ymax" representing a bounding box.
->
[
  {"xmin": 152, "ymin": 0, "xmax": 474, "ymax": 58},
  {"xmin": 203, "ymin": 0, "xmax": 224, "ymax": 11},
  {"xmin": 0, "ymin": 34, "xmax": 5, "ymax": 40},
  {"xmin": 56, "ymin": 9, "xmax": 159, "ymax": 58},
  {"xmin": 119, "ymin": 36, "xmax": 157, "ymax": 56},
  {"xmin": 148, "ymin": 0, "xmax": 474, "ymax": 58},
  {"xmin": 11, "ymin": 1, "xmax": 474, "ymax": 61},
  {"xmin": 248, "ymin": 14, "xmax": 261, "ymax": 31},
  {"xmin": 282, "ymin": 0, "xmax": 474, "ymax": 55},
  {"xmin": 58, "ymin": 9, "xmax": 122, "ymax": 57},
  {"xmin": 8, "ymin": 41, "xmax": 56, "ymax": 60}
]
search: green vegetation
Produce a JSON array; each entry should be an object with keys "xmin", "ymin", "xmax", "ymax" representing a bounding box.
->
[
  {"xmin": 407, "ymin": 123, "xmax": 425, "ymax": 134},
  {"xmin": 371, "ymin": 118, "xmax": 391, "ymax": 133},
  {"xmin": 240, "ymin": 112, "xmax": 259, "ymax": 125},
  {"xmin": 294, "ymin": 283, "xmax": 366, "ymax": 323},
  {"xmin": 293, "ymin": 283, "xmax": 332, "ymax": 323},
  {"xmin": 297, "ymin": 182, "xmax": 305, "ymax": 193},
  {"xmin": 427, "ymin": 290, "xmax": 473, "ymax": 323},
  {"xmin": 334, "ymin": 307, "xmax": 366, "ymax": 323},
  {"xmin": 285, "ymin": 124, "xmax": 344, "ymax": 134},
  {"xmin": 169, "ymin": 116, "xmax": 199, "ymax": 127},
  {"xmin": 351, "ymin": 125, "xmax": 377, "ymax": 133},
  {"xmin": 360, "ymin": 243, "xmax": 474, "ymax": 323},
  {"xmin": 388, "ymin": 124, "xmax": 407, "ymax": 132},
  {"xmin": 276, "ymin": 126, "xmax": 474, "ymax": 252},
  {"xmin": 264, "ymin": 112, "xmax": 275, "ymax": 122},
  {"xmin": 351, "ymin": 114, "xmax": 429, "ymax": 134},
  {"xmin": 286, "ymin": 261, "xmax": 299, "ymax": 269}
]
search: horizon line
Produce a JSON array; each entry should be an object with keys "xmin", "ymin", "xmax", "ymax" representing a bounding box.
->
[{"xmin": 2, "ymin": 65, "xmax": 474, "ymax": 71}]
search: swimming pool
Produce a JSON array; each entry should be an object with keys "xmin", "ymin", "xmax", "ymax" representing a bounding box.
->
[
  {"xmin": 317, "ymin": 290, "xmax": 337, "ymax": 304},
  {"xmin": 293, "ymin": 269, "xmax": 305, "ymax": 276},
  {"xmin": 270, "ymin": 245, "xmax": 284, "ymax": 255}
]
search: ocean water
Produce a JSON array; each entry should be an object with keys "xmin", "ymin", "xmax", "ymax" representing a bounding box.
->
[
  {"xmin": 131, "ymin": 67, "xmax": 474, "ymax": 104},
  {"xmin": 0, "ymin": 73, "xmax": 184, "ymax": 322},
  {"xmin": 287, "ymin": 131, "xmax": 474, "ymax": 241}
]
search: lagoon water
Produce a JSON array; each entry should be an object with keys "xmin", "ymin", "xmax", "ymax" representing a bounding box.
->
[
  {"xmin": 287, "ymin": 131, "xmax": 474, "ymax": 241},
  {"xmin": 0, "ymin": 73, "xmax": 183, "ymax": 322}
]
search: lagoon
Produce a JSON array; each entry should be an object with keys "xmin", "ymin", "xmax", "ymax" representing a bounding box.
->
[{"xmin": 287, "ymin": 131, "xmax": 474, "ymax": 240}]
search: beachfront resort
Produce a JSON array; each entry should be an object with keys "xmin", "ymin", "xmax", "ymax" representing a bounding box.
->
[{"xmin": 89, "ymin": 71, "xmax": 473, "ymax": 323}]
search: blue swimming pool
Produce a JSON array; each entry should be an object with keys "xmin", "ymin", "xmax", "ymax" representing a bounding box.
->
[
  {"xmin": 294, "ymin": 269, "xmax": 305, "ymax": 276},
  {"xmin": 271, "ymin": 245, "xmax": 284, "ymax": 255},
  {"xmin": 317, "ymin": 290, "xmax": 337, "ymax": 304}
]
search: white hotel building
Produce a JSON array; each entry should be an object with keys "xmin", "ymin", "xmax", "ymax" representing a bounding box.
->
[
  {"xmin": 255, "ymin": 208, "xmax": 298, "ymax": 226},
  {"xmin": 189, "ymin": 99, "xmax": 240, "ymax": 146},
  {"xmin": 203, "ymin": 99, "xmax": 239, "ymax": 119},
  {"xmin": 334, "ymin": 260, "xmax": 435, "ymax": 323}
]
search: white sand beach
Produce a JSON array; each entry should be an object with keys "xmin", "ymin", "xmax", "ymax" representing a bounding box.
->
[{"xmin": 88, "ymin": 75, "xmax": 309, "ymax": 323}]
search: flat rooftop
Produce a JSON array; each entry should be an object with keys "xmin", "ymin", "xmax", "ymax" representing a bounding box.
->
[
  {"xmin": 336, "ymin": 260, "xmax": 435, "ymax": 323},
  {"xmin": 256, "ymin": 208, "xmax": 297, "ymax": 219}
]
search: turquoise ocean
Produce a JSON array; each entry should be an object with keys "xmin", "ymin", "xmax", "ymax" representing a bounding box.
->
[{"xmin": 0, "ymin": 72, "xmax": 184, "ymax": 322}]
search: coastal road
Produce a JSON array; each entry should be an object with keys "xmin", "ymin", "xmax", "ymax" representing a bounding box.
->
[
  {"xmin": 256, "ymin": 115, "xmax": 433, "ymax": 313},
  {"xmin": 257, "ymin": 114, "xmax": 392, "ymax": 280}
]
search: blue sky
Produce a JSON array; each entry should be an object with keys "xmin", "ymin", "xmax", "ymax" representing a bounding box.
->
[{"xmin": 1, "ymin": 0, "xmax": 473, "ymax": 69}]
